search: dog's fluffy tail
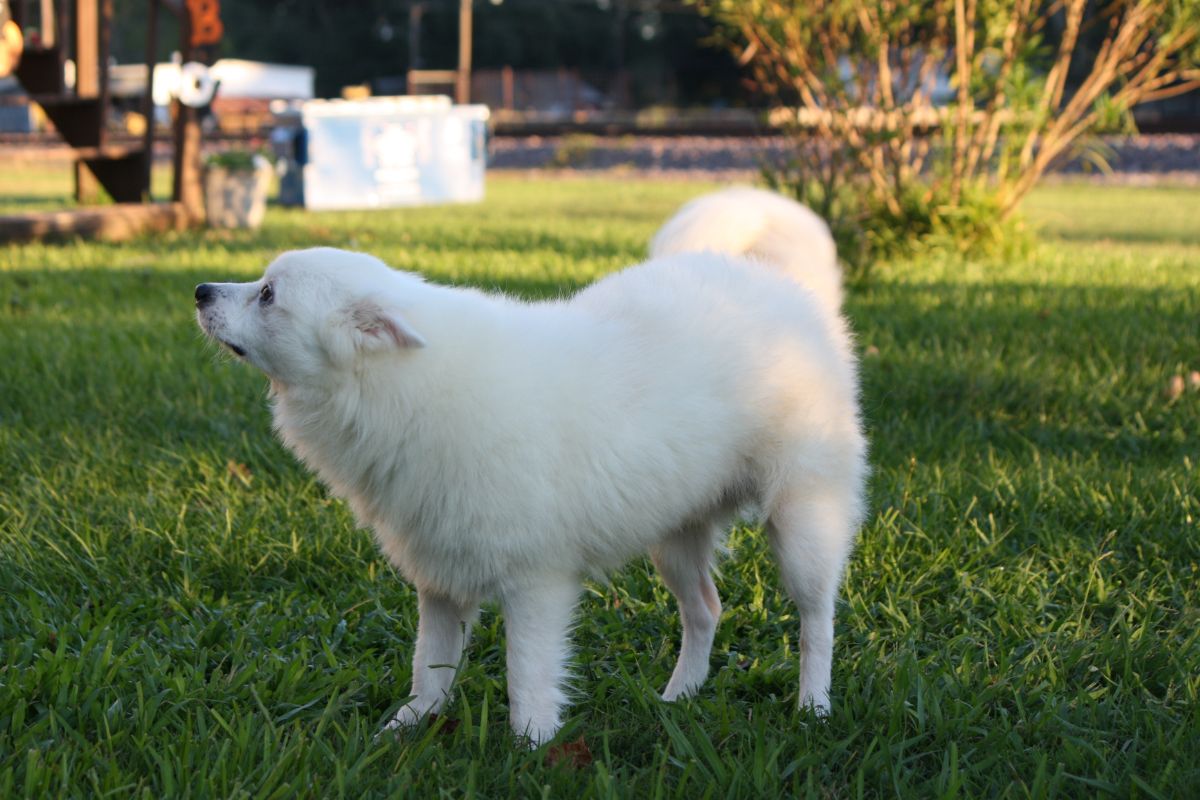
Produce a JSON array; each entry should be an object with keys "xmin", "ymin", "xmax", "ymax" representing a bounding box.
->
[{"xmin": 649, "ymin": 187, "xmax": 842, "ymax": 314}]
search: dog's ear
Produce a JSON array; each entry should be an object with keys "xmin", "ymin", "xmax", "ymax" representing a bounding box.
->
[{"xmin": 348, "ymin": 301, "xmax": 427, "ymax": 351}]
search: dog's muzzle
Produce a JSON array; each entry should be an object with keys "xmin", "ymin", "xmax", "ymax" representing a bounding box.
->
[
  {"xmin": 194, "ymin": 283, "xmax": 246, "ymax": 356},
  {"xmin": 195, "ymin": 283, "xmax": 216, "ymax": 309}
]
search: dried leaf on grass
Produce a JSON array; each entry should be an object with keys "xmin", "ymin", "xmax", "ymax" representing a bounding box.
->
[
  {"xmin": 545, "ymin": 736, "xmax": 593, "ymax": 768},
  {"xmin": 426, "ymin": 714, "xmax": 461, "ymax": 735},
  {"xmin": 226, "ymin": 460, "xmax": 253, "ymax": 488}
]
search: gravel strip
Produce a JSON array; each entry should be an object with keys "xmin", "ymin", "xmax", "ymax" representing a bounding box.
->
[
  {"xmin": 3, "ymin": 133, "xmax": 1195, "ymax": 181},
  {"xmin": 488, "ymin": 134, "xmax": 1200, "ymax": 180}
]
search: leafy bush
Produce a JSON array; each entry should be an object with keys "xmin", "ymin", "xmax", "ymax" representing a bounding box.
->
[
  {"xmin": 700, "ymin": 0, "xmax": 1200, "ymax": 271},
  {"xmin": 764, "ymin": 156, "xmax": 1030, "ymax": 283},
  {"xmin": 550, "ymin": 134, "xmax": 600, "ymax": 169}
]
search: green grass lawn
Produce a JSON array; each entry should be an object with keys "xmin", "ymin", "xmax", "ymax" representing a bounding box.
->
[{"xmin": 1, "ymin": 172, "xmax": 1198, "ymax": 798}]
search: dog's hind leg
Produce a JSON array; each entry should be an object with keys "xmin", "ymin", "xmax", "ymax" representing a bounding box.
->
[
  {"xmin": 501, "ymin": 575, "xmax": 579, "ymax": 746},
  {"xmin": 766, "ymin": 487, "xmax": 857, "ymax": 714},
  {"xmin": 385, "ymin": 588, "xmax": 479, "ymax": 731},
  {"xmin": 651, "ymin": 522, "xmax": 722, "ymax": 701}
]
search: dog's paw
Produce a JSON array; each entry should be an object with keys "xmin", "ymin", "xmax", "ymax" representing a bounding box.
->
[
  {"xmin": 512, "ymin": 717, "xmax": 563, "ymax": 749},
  {"xmin": 388, "ymin": 702, "xmax": 429, "ymax": 729},
  {"xmin": 377, "ymin": 700, "xmax": 436, "ymax": 739},
  {"xmin": 661, "ymin": 680, "xmax": 701, "ymax": 702},
  {"xmin": 799, "ymin": 691, "xmax": 831, "ymax": 718}
]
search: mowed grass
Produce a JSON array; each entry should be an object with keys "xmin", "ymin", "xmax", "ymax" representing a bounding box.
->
[{"xmin": 1, "ymin": 169, "xmax": 1198, "ymax": 799}]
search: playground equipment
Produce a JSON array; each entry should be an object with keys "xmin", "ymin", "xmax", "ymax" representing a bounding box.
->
[{"xmin": 1, "ymin": 0, "xmax": 218, "ymax": 241}]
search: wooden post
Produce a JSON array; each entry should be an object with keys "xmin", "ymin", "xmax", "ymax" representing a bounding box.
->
[
  {"xmin": 175, "ymin": 110, "xmax": 202, "ymax": 217},
  {"xmin": 74, "ymin": 161, "xmax": 100, "ymax": 204},
  {"xmin": 39, "ymin": 0, "xmax": 57, "ymax": 46},
  {"xmin": 456, "ymin": 0, "xmax": 471, "ymax": 104},
  {"xmin": 141, "ymin": 0, "xmax": 159, "ymax": 200},
  {"xmin": 74, "ymin": 0, "xmax": 100, "ymax": 203},
  {"xmin": 408, "ymin": 2, "xmax": 423, "ymax": 71},
  {"xmin": 75, "ymin": 0, "xmax": 98, "ymax": 96},
  {"xmin": 98, "ymin": 0, "xmax": 111, "ymax": 138},
  {"xmin": 171, "ymin": 5, "xmax": 203, "ymax": 220},
  {"xmin": 613, "ymin": 0, "xmax": 629, "ymax": 109}
]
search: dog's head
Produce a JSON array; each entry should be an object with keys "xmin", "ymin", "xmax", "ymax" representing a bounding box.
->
[{"xmin": 195, "ymin": 247, "xmax": 426, "ymax": 386}]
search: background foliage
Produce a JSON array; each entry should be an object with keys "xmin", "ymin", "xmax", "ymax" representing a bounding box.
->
[
  {"xmin": 702, "ymin": 0, "xmax": 1200, "ymax": 274},
  {"xmin": 109, "ymin": 0, "xmax": 744, "ymax": 104}
]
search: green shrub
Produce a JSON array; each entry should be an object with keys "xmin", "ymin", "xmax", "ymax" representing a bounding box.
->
[
  {"xmin": 550, "ymin": 134, "xmax": 599, "ymax": 169},
  {"xmin": 701, "ymin": 0, "xmax": 1200, "ymax": 272}
]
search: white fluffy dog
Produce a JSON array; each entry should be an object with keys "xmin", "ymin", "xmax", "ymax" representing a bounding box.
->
[
  {"xmin": 194, "ymin": 192, "xmax": 866, "ymax": 746},
  {"xmin": 650, "ymin": 186, "xmax": 844, "ymax": 315}
]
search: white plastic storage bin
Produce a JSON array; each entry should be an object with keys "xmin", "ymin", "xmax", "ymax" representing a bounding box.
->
[{"xmin": 300, "ymin": 96, "xmax": 489, "ymax": 211}]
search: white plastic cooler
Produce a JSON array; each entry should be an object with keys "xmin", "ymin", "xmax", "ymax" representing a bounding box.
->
[{"xmin": 300, "ymin": 96, "xmax": 489, "ymax": 211}]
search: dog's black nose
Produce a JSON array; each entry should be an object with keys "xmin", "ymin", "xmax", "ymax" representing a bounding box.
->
[{"xmin": 195, "ymin": 283, "xmax": 215, "ymax": 308}]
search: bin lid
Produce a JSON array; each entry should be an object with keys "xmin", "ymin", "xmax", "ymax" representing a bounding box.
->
[{"xmin": 301, "ymin": 95, "xmax": 461, "ymax": 118}]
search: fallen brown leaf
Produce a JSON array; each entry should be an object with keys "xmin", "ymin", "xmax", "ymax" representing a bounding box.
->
[
  {"xmin": 546, "ymin": 736, "xmax": 593, "ymax": 768},
  {"xmin": 426, "ymin": 714, "xmax": 461, "ymax": 735},
  {"xmin": 226, "ymin": 460, "xmax": 253, "ymax": 488}
]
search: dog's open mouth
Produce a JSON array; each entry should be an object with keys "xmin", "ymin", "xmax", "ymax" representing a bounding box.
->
[{"xmin": 221, "ymin": 340, "xmax": 247, "ymax": 357}]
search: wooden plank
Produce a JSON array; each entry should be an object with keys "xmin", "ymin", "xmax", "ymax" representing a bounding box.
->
[
  {"xmin": 72, "ymin": 144, "xmax": 145, "ymax": 160},
  {"xmin": 75, "ymin": 0, "xmax": 98, "ymax": 97},
  {"xmin": 456, "ymin": 0, "xmax": 471, "ymax": 104},
  {"xmin": 0, "ymin": 202, "xmax": 190, "ymax": 243},
  {"xmin": 408, "ymin": 69, "xmax": 458, "ymax": 85}
]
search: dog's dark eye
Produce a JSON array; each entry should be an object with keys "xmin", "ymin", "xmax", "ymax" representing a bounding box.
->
[{"xmin": 259, "ymin": 284, "xmax": 274, "ymax": 306}]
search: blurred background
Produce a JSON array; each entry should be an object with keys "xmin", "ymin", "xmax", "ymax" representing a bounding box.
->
[{"xmin": 0, "ymin": 0, "xmax": 1197, "ymax": 250}]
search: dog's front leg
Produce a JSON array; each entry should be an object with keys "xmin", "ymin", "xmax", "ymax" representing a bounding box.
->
[
  {"xmin": 385, "ymin": 588, "xmax": 478, "ymax": 731},
  {"xmin": 501, "ymin": 575, "xmax": 579, "ymax": 746}
]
